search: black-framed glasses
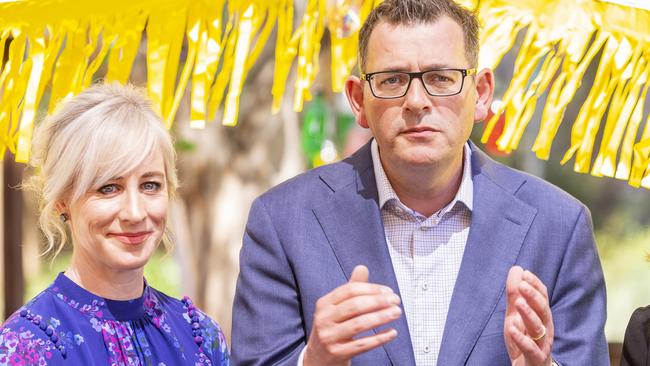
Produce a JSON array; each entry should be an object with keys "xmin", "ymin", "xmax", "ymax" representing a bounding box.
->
[{"xmin": 361, "ymin": 68, "xmax": 477, "ymax": 99}]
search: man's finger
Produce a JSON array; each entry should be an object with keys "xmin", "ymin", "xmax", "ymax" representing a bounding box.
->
[
  {"xmin": 519, "ymin": 281, "xmax": 551, "ymax": 325},
  {"xmin": 319, "ymin": 282, "xmax": 393, "ymax": 308},
  {"xmin": 515, "ymin": 297, "xmax": 545, "ymax": 343},
  {"xmin": 506, "ymin": 266, "xmax": 524, "ymax": 314},
  {"xmin": 335, "ymin": 304, "xmax": 402, "ymax": 340},
  {"xmin": 350, "ymin": 265, "xmax": 369, "ymax": 283},
  {"xmin": 523, "ymin": 270, "xmax": 549, "ymax": 299},
  {"xmin": 333, "ymin": 328, "xmax": 398, "ymax": 359},
  {"xmin": 508, "ymin": 325, "xmax": 548, "ymax": 365},
  {"xmin": 333, "ymin": 293, "xmax": 401, "ymax": 323},
  {"xmin": 503, "ymin": 319, "xmax": 522, "ymax": 359}
]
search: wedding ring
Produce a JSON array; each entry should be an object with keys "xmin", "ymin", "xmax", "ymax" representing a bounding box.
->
[{"xmin": 531, "ymin": 325, "xmax": 546, "ymax": 341}]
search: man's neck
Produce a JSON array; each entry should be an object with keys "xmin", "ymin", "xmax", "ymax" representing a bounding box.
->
[{"xmin": 381, "ymin": 151, "xmax": 465, "ymax": 218}]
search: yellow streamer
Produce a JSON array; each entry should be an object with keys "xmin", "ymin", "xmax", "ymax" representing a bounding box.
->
[
  {"xmin": 532, "ymin": 31, "xmax": 606, "ymax": 160},
  {"xmin": 146, "ymin": 3, "xmax": 188, "ymax": 123},
  {"xmin": 0, "ymin": 0, "xmax": 647, "ymax": 191},
  {"xmin": 223, "ymin": 3, "xmax": 256, "ymax": 126},
  {"xmin": 592, "ymin": 48, "xmax": 645, "ymax": 177},
  {"xmin": 15, "ymin": 30, "xmax": 45, "ymax": 163},
  {"xmin": 616, "ymin": 57, "xmax": 650, "ymax": 180},
  {"xmin": 271, "ymin": 0, "xmax": 296, "ymax": 112}
]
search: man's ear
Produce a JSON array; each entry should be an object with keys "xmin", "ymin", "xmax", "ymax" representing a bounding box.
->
[
  {"xmin": 344, "ymin": 76, "xmax": 369, "ymax": 128},
  {"xmin": 473, "ymin": 68, "xmax": 495, "ymax": 123}
]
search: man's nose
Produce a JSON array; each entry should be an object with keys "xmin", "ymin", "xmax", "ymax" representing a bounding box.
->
[{"xmin": 403, "ymin": 77, "xmax": 431, "ymax": 112}]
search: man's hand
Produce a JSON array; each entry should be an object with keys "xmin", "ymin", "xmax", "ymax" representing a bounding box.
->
[
  {"xmin": 303, "ymin": 265, "xmax": 402, "ymax": 366},
  {"xmin": 504, "ymin": 266, "xmax": 554, "ymax": 366}
]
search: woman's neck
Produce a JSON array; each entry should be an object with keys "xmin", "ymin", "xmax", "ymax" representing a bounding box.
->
[{"xmin": 65, "ymin": 252, "xmax": 145, "ymax": 300}]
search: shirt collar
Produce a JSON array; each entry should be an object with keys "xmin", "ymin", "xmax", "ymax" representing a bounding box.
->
[{"xmin": 371, "ymin": 138, "xmax": 474, "ymax": 215}]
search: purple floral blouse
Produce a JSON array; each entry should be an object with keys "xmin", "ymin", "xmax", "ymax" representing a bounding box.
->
[{"xmin": 0, "ymin": 273, "xmax": 229, "ymax": 365}]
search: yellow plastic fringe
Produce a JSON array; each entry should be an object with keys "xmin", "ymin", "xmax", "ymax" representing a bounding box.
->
[
  {"xmin": 0, "ymin": 0, "xmax": 648, "ymax": 189},
  {"xmin": 479, "ymin": 0, "xmax": 649, "ymax": 188}
]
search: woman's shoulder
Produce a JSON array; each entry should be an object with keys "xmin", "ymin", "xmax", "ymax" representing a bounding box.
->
[
  {"xmin": 2, "ymin": 286, "xmax": 62, "ymax": 332},
  {"xmin": 621, "ymin": 305, "xmax": 650, "ymax": 366},
  {"xmin": 629, "ymin": 305, "xmax": 650, "ymax": 323},
  {"xmin": 147, "ymin": 288, "xmax": 230, "ymax": 365},
  {"xmin": 624, "ymin": 305, "xmax": 650, "ymax": 341},
  {"xmin": 146, "ymin": 288, "xmax": 223, "ymax": 329},
  {"xmin": 1, "ymin": 289, "xmax": 68, "ymax": 364}
]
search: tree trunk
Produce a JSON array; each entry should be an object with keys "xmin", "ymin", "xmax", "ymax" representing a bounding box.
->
[
  {"xmin": 172, "ymin": 52, "xmax": 304, "ymax": 340},
  {"xmin": 3, "ymin": 152, "xmax": 24, "ymax": 319}
]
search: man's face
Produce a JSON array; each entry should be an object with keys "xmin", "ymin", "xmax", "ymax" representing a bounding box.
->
[{"xmin": 346, "ymin": 17, "xmax": 493, "ymax": 171}]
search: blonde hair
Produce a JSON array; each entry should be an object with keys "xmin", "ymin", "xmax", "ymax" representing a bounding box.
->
[{"xmin": 25, "ymin": 82, "xmax": 178, "ymax": 259}]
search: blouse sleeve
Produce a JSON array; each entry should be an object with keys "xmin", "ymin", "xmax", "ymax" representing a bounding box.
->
[
  {"xmin": 1, "ymin": 313, "xmax": 65, "ymax": 366},
  {"xmin": 198, "ymin": 310, "xmax": 230, "ymax": 366},
  {"xmin": 621, "ymin": 306, "xmax": 650, "ymax": 366}
]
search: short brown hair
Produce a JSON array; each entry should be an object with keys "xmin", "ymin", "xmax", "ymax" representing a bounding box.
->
[{"xmin": 358, "ymin": 0, "xmax": 480, "ymax": 71}]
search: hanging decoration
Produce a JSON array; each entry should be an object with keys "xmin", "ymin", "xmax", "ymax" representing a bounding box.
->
[
  {"xmin": 478, "ymin": 0, "xmax": 649, "ymax": 188},
  {"xmin": 0, "ymin": 0, "xmax": 648, "ymax": 188}
]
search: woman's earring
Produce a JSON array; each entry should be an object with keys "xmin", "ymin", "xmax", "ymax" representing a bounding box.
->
[{"xmin": 60, "ymin": 213, "xmax": 68, "ymax": 222}]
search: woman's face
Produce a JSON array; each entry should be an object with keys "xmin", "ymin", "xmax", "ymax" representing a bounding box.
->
[{"xmin": 66, "ymin": 150, "xmax": 169, "ymax": 274}]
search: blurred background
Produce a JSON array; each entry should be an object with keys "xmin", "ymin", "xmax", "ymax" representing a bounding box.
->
[{"xmin": 0, "ymin": 1, "xmax": 648, "ymax": 365}]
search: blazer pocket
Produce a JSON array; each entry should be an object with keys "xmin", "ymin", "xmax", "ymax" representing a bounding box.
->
[
  {"xmin": 468, "ymin": 333, "xmax": 510, "ymax": 365},
  {"xmin": 479, "ymin": 309, "xmax": 506, "ymax": 337}
]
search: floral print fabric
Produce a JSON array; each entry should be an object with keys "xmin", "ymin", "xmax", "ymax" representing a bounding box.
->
[{"xmin": 0, "ymin": 273, "xmax": 229, "ymax": 366}]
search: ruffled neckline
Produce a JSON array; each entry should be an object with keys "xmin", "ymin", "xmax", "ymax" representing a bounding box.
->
[{"xmin": 48, "ymin": 272, "xmax": 153, "ymax": 322}]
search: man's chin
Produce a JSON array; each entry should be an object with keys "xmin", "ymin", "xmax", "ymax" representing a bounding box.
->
[{"xmin": 398, "ymin": 149, "xmax": 446, "ymax": 167}]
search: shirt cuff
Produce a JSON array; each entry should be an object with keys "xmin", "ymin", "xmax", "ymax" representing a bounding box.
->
[{"xmin": 297, "ymin": 345, "xmax": 307, "ymax": 366}]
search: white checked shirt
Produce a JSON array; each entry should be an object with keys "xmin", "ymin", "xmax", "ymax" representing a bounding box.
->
[
  {"xmin": 372, "ymin": 139, "xmax": 473, "ymax": 366},
  {"xmin": 298, "ymin": 141, "xmax": 474, "ymax": 366}
]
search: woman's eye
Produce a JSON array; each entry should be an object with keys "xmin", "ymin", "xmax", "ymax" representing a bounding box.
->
[
  {"xmin": 98, "ymin": 184, "xmax": 118, "ymax": 194},
  {"xmin": 142, "ymin": 181, "xmax": 162, "ymax": 192}
]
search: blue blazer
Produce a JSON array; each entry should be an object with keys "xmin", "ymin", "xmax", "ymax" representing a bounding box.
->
[{"xmin": 232, "ymin": 141, "xmax": 609, "ymax": 366}]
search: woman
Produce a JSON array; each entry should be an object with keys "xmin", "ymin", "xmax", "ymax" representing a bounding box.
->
[
  {"xmin": 0, "ymin": 83, "xmax": 229, "ymax": 365},
  {"xmin": 622, "ymin": 306, "xmax": 650, "ymax": 366}
]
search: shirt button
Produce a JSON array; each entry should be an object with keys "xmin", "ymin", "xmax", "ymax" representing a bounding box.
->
[
  {"xmin": 423, "ymin": 345, "xmax": 431, "ymax": 353},
  {"xmin": 421, "ymin": 282, "xmax": 429, "ymax": 291}
]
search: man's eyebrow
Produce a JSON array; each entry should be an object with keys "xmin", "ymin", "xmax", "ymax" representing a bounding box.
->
[
  {"xmin": 369, "ymin": 64, "xmax": 457, "ymax": 73},
  {"xmin": 420, "ymin": 63, "xmax": 457, "ymax": 69}
]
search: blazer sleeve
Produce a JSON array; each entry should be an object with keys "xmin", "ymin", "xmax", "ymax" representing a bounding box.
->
[
  {"xmin": 231, "ymin": 197, "xmax": 305, "ymax": 366},
  {"xmin": 621, "ymin": 306, "xmax": 650, "ymax": 366},
  {"xmin": 550, "ymin": 206, "xmax": 610, "ymax": 365}
]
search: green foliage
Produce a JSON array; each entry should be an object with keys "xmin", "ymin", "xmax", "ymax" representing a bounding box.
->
[
  {"xmin": 175, "ymin": 138, "xmax": 198, "ymax": 153},
  {"xmin": 25, "ymin": 250, "xmax": 181, "ymax": 302},
  {"xmin": 597, "ymin": 214, "xmax": 650, "ymax": 343}
]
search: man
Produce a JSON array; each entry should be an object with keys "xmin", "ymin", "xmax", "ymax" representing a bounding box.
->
[{"xmin": 232, "ymin": 0, "xmax": 609, "ymax": 365}]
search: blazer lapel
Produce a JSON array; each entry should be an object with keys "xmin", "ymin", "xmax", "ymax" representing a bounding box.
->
[
  {"xmin": 312, "ymin": 143, "xmax": 416, "ymax": 366},
  {"xmin": 437, "ymin": 147, "xmax": 537, "ymax": 366}
]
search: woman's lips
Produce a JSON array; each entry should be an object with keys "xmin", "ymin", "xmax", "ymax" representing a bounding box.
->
[{"xmin": 108, "ymin": 232, "xmax": 152, "ymax": 244}]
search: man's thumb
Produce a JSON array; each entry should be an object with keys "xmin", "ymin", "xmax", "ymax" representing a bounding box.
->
[{"xmin": 349, "ymin": 265, "xmax": 369, "ymax": 283}]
